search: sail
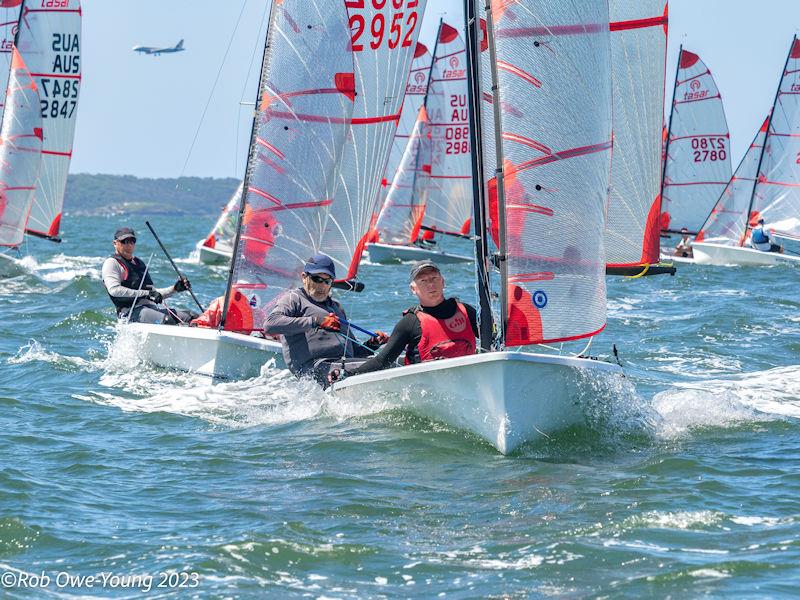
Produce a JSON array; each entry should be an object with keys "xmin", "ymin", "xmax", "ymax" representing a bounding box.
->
[
  {"xmin": 0, "ymin": 47, "xmax": 42, "ymax": 247},
  {"xmin": 748, "ymin": 38, "xmax": 800, "ymax": 240},
  {"xmin": 0, "ymin": 1, "xmax": 23, "ymax": 121},
  {"xmin": 16, "ymin": 0, "xmax": 81, "ymax": 240},
  {"xmin": 695, "ymin": 117, "xmax": 769, "ymax": 245},
  {"xmin": 605, "ymin": 0, "xmax": 668, "ymax": 267},
  {"xmin": 487, "ymin": 0, "xmax": 613, "ymax": 345},
  {"xmin": 374, "ymin": 106, "xmax": 431, "ymax": 245},
  {"xmin": 227, "ymin": 0, "xmax": 355, "ymax": 325},
  {"xmin": 423, "ymin": 21, "xmax": 472, "ymax": 236},
  {"xmin": 200, "ymin": 182, "xmax": 242, "ymax": 253},
  {"xmin": 378, "ymin": 42, "xmax": 430, "ymax": 211},
  {"xmin": 321, "ymin": 0, "xmax": 428, "ymax": 281},
  {"xmin": 661, "ymin": 48, "xmax": 731, "ymax": 234}
]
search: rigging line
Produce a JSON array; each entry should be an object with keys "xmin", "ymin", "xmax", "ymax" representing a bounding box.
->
[
  {"xmin": 236, "ymin": 0, "xmax": 272, "ymax": 176},
  {"xmin": 177, "ymin": 0, "xmax": 249, "ymax": 185}
]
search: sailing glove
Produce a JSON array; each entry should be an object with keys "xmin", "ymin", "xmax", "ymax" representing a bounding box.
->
[
  {"xmin": 148, "ymin": 290, "xmax": 163, "ymax": 304},
  {"xmin": 317, "ymin": 313, "xmax": 341, "ymax": 332},
  {"xmin": 365, "ymin": 330, "xmax": 389, "ymax": 349},
  {"xmin": 174, "ymin": 277, "xmax": 191, "ymax": 292}
]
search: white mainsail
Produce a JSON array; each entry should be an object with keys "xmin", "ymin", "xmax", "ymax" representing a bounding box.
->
[
  {"xmin": 0, "ymin": 47, "xmax": 42, "ymax": 247},
  {"xmin": 225, "ymin": 0, "xmax": 355, "ymax": 327},
  {"xmin": 0, "ymin": 1, "xmax": 24, "ymax": 119},
  {"xmin": 373, "ymin": 105, "xmax": 431, "ymax": 245},
  {"xmin": 16, "ymin": 0, "xmax": 81, "ymax": 240},
  {"xmin": 605, "ymin": 1, "xmax": 668, "ymax": 268},
  {"xmin": 423, "ymin": 21, "xmax": 472, "ymax": 237},
  {"xmin": 320, "ymin": 1, "xmax": 428, "ymax": 281},
  {"xmin": 378, "ymin": 41, "xmax": 430, "ymax": 211},
  {"xmin": 487, "ymin": 0, "xmax": 613, "ymax": 344},
  {"xmin": 661, "ymin": 48, "xmax": 731, "ymax": 235},
  {"xmin": 199, "ymin": 182, "xmax": 242, "ymax": 255}
]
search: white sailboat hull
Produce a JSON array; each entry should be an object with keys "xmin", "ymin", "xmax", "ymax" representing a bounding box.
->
[
  {"xmin": 366, "ymin": 242, "xmax": 472, "ymax": 264},
  {"xmin": 123, "ymin": 322, "xmax": 284, "ymax": 380},
  {"xmin": 196, "ymin": 242, "xmax": 233, "ymax": 265},
  {"xmin": 332, "ymin": 351, "xmax": 623, "ymax": 454},
  {"xmin": 692, "ymin": 242, "xmax": 800, "ymax": 266},
  {"xmin": 659, "ymin": 252, "xmax": 695, "ymax": 265},
  {"xmin": 0, "ymin": 253, "xmax": 28, "ymax": 278}
]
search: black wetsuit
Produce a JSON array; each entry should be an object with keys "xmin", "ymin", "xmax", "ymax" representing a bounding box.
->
[{"xmin": 348, "ymin": 298, "xmax": 478, "ymax": 376}]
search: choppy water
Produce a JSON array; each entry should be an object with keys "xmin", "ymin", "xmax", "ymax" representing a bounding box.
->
[{"xmin": 1, "ymin": 214, "xmax": 799, "ymax": 598}]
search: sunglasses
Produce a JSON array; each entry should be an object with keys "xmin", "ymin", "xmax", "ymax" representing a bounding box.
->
[
  {"xmin": 117, "ymin": 238, "xmax": 136, "ymax": 244},
  {"xmin": 306, "ymin": 273, "xmax": 333, "ymax": 285}
]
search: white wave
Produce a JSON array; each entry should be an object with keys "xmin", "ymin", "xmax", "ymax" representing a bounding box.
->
[
  {"xmin": 624, "ymin": 510, "xmax": 723, "ymax": 531},
  {"xmin": 7, "ymin": 339, "xmax": 98, "ymax": 371},
  {"xmin": 19, "ymin": 253, "xmax": 103, "ymax": 281},
  {"xmin": 651, "ymin": 365, "xmax": 800, "ymax": 436}
]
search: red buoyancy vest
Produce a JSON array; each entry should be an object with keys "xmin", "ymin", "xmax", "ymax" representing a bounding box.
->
[
  {"xmin": 413, "ymin": 302, "xmax": 476, "ymax": 362},
  {"xmin": 191, "ymin": 290, "xmax": 254, "ymax": 333}
]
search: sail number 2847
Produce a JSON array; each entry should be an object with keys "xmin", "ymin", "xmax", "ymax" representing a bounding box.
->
[{"xmin": 345, "ymin": 0, "xmax": 419, "ymax": 52}]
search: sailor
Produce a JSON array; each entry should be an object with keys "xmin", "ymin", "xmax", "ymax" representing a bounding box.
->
[
  {"xmin": 329, "ymin": 260, "xmax": 478, "ymax": 382},
  {"xmin": 102, "ymin": 227, "xmax": 197, "ymax": 324},
  {"xmin": 674, "ymin": 227, "xmax": 693, "ymax": 258},
  {"xmin": 750, "ymin": 218, "xmax": 784, "ymax": 253},
  {"xmin": 264, "ymin": 253, "xmax": 387, "ymax": 387}
]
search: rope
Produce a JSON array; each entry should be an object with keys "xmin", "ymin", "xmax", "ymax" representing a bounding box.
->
[{"xmin": 626, "ymin": 263, "xmax": 650, "ymax": 279}]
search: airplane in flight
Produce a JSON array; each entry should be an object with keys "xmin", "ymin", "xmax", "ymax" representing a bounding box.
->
[{"xmin": 132, "ymin": 39, "xmax": 185, "ymax": 56}]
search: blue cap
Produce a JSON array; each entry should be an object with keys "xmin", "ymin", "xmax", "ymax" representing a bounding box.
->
[{"xmin": 304, "ymin": 253, "xmax": 336, "ymax": 279}]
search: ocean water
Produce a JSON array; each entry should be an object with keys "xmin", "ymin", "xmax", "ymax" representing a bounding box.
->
[{"xmin": 1, "ymin": 214, "xmax": 799, "ymax": 598}]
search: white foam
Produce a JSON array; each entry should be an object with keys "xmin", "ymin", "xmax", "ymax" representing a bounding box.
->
[{"xmin": 8, "ymin": 339, "xmax": 97, "ymax": 371}]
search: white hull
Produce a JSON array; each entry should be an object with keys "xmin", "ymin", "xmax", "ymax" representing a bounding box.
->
[
  {"xmin": 123, "ymin": 322, "xmax": 284, "ymax": 380},
  {"xmin": 692, "ymin": 242, "xmax": 800, "ymax": 266},
  {"xmin": 196, "ymin": 242, "xmax": 233, "ymax": 265},
  {"xmin": 332, "ymin": 351, "xmax": 623, "ymax": 454},
  {"xmin": 659, "ymin": 252, "xmax": 695, "ymax": 265},
  {"xmin": 0, "ymin": 253, "xmax": 28, "ymax": 278},
  {"xmin": 366, "ymin": 242, "xmax": 472, "ymax": 264}
]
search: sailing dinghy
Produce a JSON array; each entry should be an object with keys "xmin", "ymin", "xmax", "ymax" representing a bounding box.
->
[
  {"xmin": 659, "ymin": 47, "xmax": 731, "ymax": 263},
  {"xmin": 335, "ymin": 0, "xmax": 624, "ymax": 454},
  {"xmin": 692, "ymin": 37, "xmax": 800, "ymax": 266},
  {"xmin": 195, "ymin": 182, "xmax": 241, "ymax": 265},
  {"xmin": 366, "ymin": 20, "xmax": 473, "ymax": 265},
  {"xmin": 0, "ymin": 0, "xmax": 81, "ymax": 275}
]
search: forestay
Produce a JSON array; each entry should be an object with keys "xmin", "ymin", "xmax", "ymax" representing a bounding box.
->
[
  {"xmin": 661, "ymin": 48, "xmax": 731, "ymax": 234},
  {"xmin": 226, "ymin": 0, "xmax": 355, "ymax": 327},
  {"xmin": 16, "ymin": 0, "xmax": 81, "ymax": 240},
  {"xmin": 605, "ymin": 0, "xmax": 667, "ymax": 267},
  {"xmin": 424, "ymin": 22, "xmax": 472, "ymax": 236},
  {"xmin": 201, "ymin": 182, "xmax": 242, "ymax": 252},
  {"xmin": 0, "ymin": 1, "xmax": 24, "ymax": 120},
  {"xmin": 0, "ymin": 48, "xmax": 42, "ymax": 247},
  {"xmin": 378, "ymin": 41, "xmax": 430, "ymax": 211},
  {"xmin": 373, "ymin": 106, "xmax": 431, "ymax": 245},
  {"xmin": 695, "ymin": 117, "xmax": 769, "ymax": 246},
  {"xmin": 321, "ymin": 0, "xmax": 428, "ymax": 281},
  {"xmin": 487, "ymin": 0, "xmax": 613, "ymax": 345}
]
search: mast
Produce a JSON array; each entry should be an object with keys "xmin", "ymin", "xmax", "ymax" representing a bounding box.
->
[
  {"xmin": 463, "ymin": 0, "xmax": 493, "ymax": 350},
  {"xmin": 659, "ymin": 43, "xmax": 681, "ymax": 229},
  {"xmin": 423, "ymin": 19, "xmax": 443, "ymax": 111},
  {"xmin": 481, "ymin": 0, "xmax": 509, "ymax": 345},
  {"xmin": 219, "ymin": 3, "xmax": 277, "ymax": 329},
  {"xmin": 741, "ymin": 35, "xmax": 796, "ymax": 247}
]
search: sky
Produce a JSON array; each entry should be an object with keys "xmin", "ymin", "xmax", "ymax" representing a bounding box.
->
[{"xmin": 72, "ymin": 0, "xmax": 800, "ymax": 179}]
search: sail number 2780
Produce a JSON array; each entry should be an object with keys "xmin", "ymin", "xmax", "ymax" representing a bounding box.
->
[
  {"xmin": 345, "ymin": 0, "xmax": 419, "ymax": 52},
  {"xmin": 691, "ymin": 137, "xmax": 726, "ymax": 162}
]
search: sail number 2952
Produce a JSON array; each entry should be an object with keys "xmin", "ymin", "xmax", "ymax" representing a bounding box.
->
[
  {"xmin": 691, "ymin": 137, "xmax": 726, "ymax": 162},
  {"xmin": 345, "ymin": 0, "xmax": 419, "ymax": 52}
]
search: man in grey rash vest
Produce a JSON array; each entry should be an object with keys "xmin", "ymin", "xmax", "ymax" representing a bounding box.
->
[
  {"xmin": 264, "ymin": 253, "xmax": 387, "ymax": 387},
  {"xmin": 329, "ymin": 260, "xmax": 478, "ymax": 383},
  {"xmin": 102, "ymin": 227, "xmax": 197, "ymax": 325}
]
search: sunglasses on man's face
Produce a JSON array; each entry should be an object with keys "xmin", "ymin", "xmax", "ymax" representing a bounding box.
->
[
  {"xmin": 306, "ymin": 274, "xmax": 333, "ymax": 285},
  {"xmin": 117, "ymin": 238, "xmax": 136, "ymax": 245}
]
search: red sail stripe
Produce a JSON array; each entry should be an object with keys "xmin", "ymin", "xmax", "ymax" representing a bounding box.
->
[
  {"xmin": 507, "ymin": 272, "xmax": 555, "ymax": 283},
  {"xmin": 675, "ymin": 95, "xmax": 722, "ymax": 105},
  {"xmin": 502, "ymin": 132, "xmax": 552, "ymax": 155},
  {"xmin": 513, "ymin": 140, "xmax": 612, "ymax": 174},
  {"xmin": 41, "ymin": 150, "xmax": 72, "ymax": 157},
  {"xmin": 256, "ymin": 137, "xmax": 285, "ymax": 159},
  {"xmin": 497, "ymin": 60, "xmax": 542, "ymax": 88},
  {"xmin": 496, "ymin": 23, "xmax": 606, "ymax": 38},
  {"xmin": 609, "ymin": 15, "xmax": 667, "ymax": 31},
  {"xmin": 29, "ymin": 73, "xmax": 81, "ymax": 79}
]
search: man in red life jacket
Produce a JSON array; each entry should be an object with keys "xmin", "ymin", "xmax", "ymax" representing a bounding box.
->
[{"xmin": 329, "ymin": 260, "xmax": 478, "ymax": 382}]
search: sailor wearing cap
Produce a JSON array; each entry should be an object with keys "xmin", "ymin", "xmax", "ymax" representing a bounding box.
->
[
  {"xmin": 101, "ymin": 227, "xmax": 197, "ymax": 324},
  {"xmin": 264, "ymin": 253, "xmax": 386, "ymax": 386},
  {"xmin": 329, "ymin": 260, "xmax": 478, "ymax": 382}
]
